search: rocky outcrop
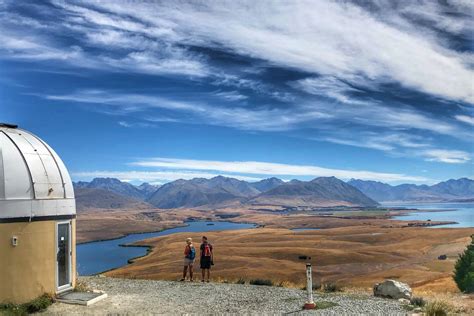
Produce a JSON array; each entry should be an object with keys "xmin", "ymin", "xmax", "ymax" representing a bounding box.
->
[{"xmin": 373, "ymin": 280, "xmax": 412, "ymax": 300}]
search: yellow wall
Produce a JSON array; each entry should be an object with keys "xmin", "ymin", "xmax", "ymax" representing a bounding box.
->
[{"xmin": 0, "ymin": 219, "xmax": 76, "ymax": 304}]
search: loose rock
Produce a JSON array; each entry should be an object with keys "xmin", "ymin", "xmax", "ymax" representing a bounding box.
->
[{"xmin": 373, "ymin": 279, "xmax": 412, "ymax": 300}]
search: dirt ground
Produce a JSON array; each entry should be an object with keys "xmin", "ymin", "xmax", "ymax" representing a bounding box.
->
[{"xmin": 44, "ymin": 277, "xmax": 407, "ymax": 315}]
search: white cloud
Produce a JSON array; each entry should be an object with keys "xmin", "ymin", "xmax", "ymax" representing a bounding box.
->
[
  {"xmin": 322, "ymin": 132, "xmax": 431, "ymax": 152},
  {"xmin": 0, "ymin": 32, "xmax": 86, "ymax": 61},
  {"xmin": 213, "ymin": 90, "xmax": 248, "ymax": 102},
  {"xmin": 3, "ymin": 1, "xmax": 472, "ymax": 168},
  {"xmin": 0, "ymin": 11, "xmax": 208, "ymax": 77},
  {"xmin": 118, "ymin": 121, "xmax": 131, "ymax": 127},
  {"xmin": 421, "ymin": 149, "xmax": 471, "ymax": 164},
  {"xmin": 290, "ymin": 76, "xmax": 370, "ymax": 104},
  {"xmin": 89, "ymin": 0, "xmax": 473, "ymax": 104},
  {"xmin": 2, "ymin": 1, "xmax": 472, "ymax": 104},
  {"xmin": 42, "ymin": 89, "xmax": 332, "ymax": 131},
  {"xmin": 396, "ymin": 0, "xmax": 473, "ymax": 35},
  {"xmin": 43, "ymin": 89, "xmax": 466, "ymax": 138},
  {"xmin": 322, "ymin": 132, "xmax": 471, "ymax": 164},
  {"xmin": 455, "ymin": 115, "xmax": 474, "ymax": 126},
  {"xmin": 71, "ymin": 170, "xmax": 261, "ymax": 182},
  {"xmin": 113, "ymin": 52, "xmax": 207, "ymax": 77},
  {"xmin": 129, "ymin": 157, "xmax": 430, "ymax": 182}
]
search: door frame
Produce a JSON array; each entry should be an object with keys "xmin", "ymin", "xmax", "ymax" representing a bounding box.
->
[{"xmin": 56, "ymin": 220, "xmax": 72, "ymax": 293}]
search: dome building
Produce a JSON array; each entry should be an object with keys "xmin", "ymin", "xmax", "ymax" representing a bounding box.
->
[{"xmin": 0, "ymin": 123, "xmax": 76, "ymax": 303}]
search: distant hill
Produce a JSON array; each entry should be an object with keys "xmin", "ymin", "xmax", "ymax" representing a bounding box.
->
[
  {"xmin": 75, "ymin": 188, "xmax": 152, "ymax": 211},
  {"xmin": 76, "ymin": 177, "xmax": 146, "ymax": 200},
  {"xmin": 74, "ymin": 178, "xmax": 160, "ymax": 200},
  {"xmin": 146, "ymin": 176, "xmax": 260, "ymax": 208},
  {"xmin": 250, "ymin": 177, "xmax": 284, "ymax": 192},
  {"xmin": 137, "ymin": 182, "xmax": 161, "ymax": 198},
  {"xmin": 249, "ymin": 176, "xmax": 378, "ymax": 207},
  {"xmin": 348, "ymin": 178, "xmax": 474, "ymax": 202}
]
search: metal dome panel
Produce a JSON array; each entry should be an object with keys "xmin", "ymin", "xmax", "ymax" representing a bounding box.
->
[
  {"xmin": 0, "ymin": 131, "xmax": 33, "ymax": 200},
  {"xmin": 0, "ymin": 125, "xmax": 76, "ymax": 219}
]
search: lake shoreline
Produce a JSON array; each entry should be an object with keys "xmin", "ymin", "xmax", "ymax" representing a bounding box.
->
[
  {"xmin": 387, "ymin": 202, "xmax": 473, "ymax": 228},
  {"xmin": 76, "ymin": 222, "xmax": 188, "ymax": 245},
  {"xmin": 77, "ymin": 221, "xmax": 257, "ymax": 276}
]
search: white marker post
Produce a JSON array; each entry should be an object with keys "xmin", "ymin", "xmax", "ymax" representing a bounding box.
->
[{"xmin": 303, "ymin": 263, "xmax": 316, "ymax": 310}]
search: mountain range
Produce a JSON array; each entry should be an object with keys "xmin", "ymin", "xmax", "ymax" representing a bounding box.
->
[
  {"xmin": 249, "ymin": 177, "xmax": 377, "ymax": 207},
  {"xmin": 74, "ymin": 187, "xmax": 152, "ymax": 211},
  {"xmin": 147, "ymin": 176, "xmax": 262, "ymax": 208},
  {"xmin": 348, "ymin": 178, "xmax": 474, "ymax": 202},
  {"xmin": 73, "ymin": 176, "xmax": 473, "ymax": 210},
  {"xmin": 74, "ymin": 177, "xmax": 160, "ymax": 200}
]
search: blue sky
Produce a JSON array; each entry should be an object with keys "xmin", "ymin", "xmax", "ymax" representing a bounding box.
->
[{"xmin": 1, "ymin": 0, "xmax": 473, "ymax": 185}]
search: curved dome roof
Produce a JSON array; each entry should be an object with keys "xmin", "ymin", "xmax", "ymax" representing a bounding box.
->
[{"xmin": 0, "ymin": 124, "xmax": 75, "ymax": 219}]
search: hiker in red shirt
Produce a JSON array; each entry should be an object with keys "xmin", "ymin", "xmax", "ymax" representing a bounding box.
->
[
  {"xmin": 180, "ymin": 237, "xmax": 196, "ymax": 282},
  {"xmin": 200, "ymin": 236, "xmax": 214, "ymax": 282}
]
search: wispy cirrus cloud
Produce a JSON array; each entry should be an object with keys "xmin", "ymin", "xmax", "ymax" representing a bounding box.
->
[
  {"xmin": 0, "ymin": 2, "xmax": 209, "ymax": 77},
  {"xmin": 41, "ymin": 89, "xmax": 471, "ymax": 163},
  {"xmin": 129, "ymin": 157, "xmax": 431, "ymax": 183},
  {"xmin": 321, "ymin": 132, "xmax": 471, "ymax": 164},
  {"xmin": 421, "ymin": 149, "xmax": 471, "ymax": 164},
  {"xmin": 2, "ymin": 0, "xmax": 472, "ymax": 103},
  {"xmin": 41, "ymin": 89, "xmax": 332, "ymax": 131},
  {"xmin": 322, "ymin": 132, "xmax": 431, "ymax": 152},
  {"xmin": 83, "ymin": 0, "xmax": 473, "ymax": 104},
  {"xmin": 42, "ymin": 89, "xmax": 466, "ymax": 136},
  {"xmin": 455, "ymin": 115, "xmax": 474, "ymax": 126},
  {"xmin": 290, "ymin": 76, "xmax": 371, "ymax": 104},
  {"xmin": 2, "ymin": 0, "xmax": 472, "ymax": 172},
  {"xmin": 71, "ymin": 170, "xmax": 262, "ymax": 183}
]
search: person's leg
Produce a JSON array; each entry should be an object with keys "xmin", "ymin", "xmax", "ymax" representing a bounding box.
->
[
  {"xmin": 181, "ymin": 265, "xmax": 188, "ymax": 281},
  {"xmin": 201, "ymin": 267, "xmax": 205, "ymax": 282},
  {"xmin": 206, "ymin": 269, "xmax": 210, "ymax": 281},
  {"xmin": 189, "ymin": 264, "xmax": 194, "ymax": 281}
]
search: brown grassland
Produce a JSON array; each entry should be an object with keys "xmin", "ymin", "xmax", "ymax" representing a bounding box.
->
[{"xmin": 77, "ymin": 206, "xmax": 474, "ymax": 310}]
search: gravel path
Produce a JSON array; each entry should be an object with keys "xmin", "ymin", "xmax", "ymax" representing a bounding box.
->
[{"xmin": 44, "ymin": 277, "xmax": 405, "ymax": 315}]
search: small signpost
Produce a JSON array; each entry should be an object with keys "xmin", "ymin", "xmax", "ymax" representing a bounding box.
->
[{"xmin": 303, "ymin": 263, "xmax": 316, "ymax": 310}]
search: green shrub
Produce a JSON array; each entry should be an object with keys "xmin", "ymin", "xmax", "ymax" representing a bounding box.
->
[
  {"xmin": 322, "ymin": 282, "xmax": 343, "ymax": 292},
  {"xmin": 0, "ymin": 302, "xmax": 27, "ymax": 316},
  {"xmin": 453, "ymin": 235, "xmax": 474, "ymax": 293},
  {"xmin": 424, "ymin": 300, "xmax": 454, "ymax": 316},
  {"xmin": 249, "ymin": 279, "xmax": 273, "ymax": 286},
  {"xmin": 410, "ymin": 296, "xmax": 426, "ymax": 307},
  {"xmin": 24, "ymin": 294, "xmax": 53, "ymax": 314},
  {"xmin": 0, "ymin": 294, "xmax": 53, "ymax": 315}
]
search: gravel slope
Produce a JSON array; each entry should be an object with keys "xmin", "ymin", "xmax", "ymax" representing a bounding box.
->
[{"xmin": 44, "ymin": 277, "xmax": 405, "ymax": 315}]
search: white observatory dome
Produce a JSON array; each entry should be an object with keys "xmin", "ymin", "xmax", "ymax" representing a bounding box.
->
[{"xmin": 0, "ymin": 123, "xmax": 75, "ymax": 219}]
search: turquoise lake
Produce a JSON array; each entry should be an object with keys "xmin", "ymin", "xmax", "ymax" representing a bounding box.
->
[{"xmin": 386, "ymin": 203, "xmax": 474, "ymax": 228}]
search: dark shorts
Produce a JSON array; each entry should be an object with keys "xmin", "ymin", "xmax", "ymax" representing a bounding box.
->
[{"xmin": 200, "ymin": 256, "xmax": 211, "ymax": 269}]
